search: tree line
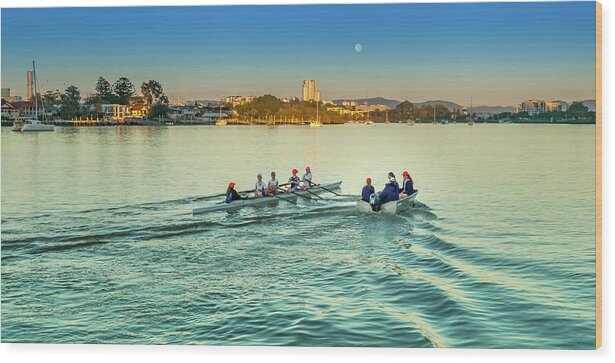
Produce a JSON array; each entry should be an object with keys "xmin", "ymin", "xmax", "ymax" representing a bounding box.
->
[
  {"xmin": 486, "ymin": 102, "xmax": 595, "ymax": 122},
  {"xmin": 233, "ymin": 95, "xmax": 347, "ymax": 123},
  {"xmin": 38, "ymin": 76, "xmax": 169, "ymax": 119},
  {"xmin": 232, "ymin": 97, "xmax": 454, "ymax": 123}
]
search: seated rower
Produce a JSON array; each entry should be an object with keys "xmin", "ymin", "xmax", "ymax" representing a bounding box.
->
[
  {"xmin": 266, "ymin": 171, "xmax": 279, "ymax": 195},
  {"xmin": 225, "ymin": 182, "xmax": 245, "ymax": 203},
  {"xmin": 361, "ymin": 178, "xmax": 375, "ymax": 202},
  {"xmin": 254, "ymin": 173, "xmax": 267, "ymax": 198},
  {"xmin": 286, "ymin": 168, "xmax": 300, "ymax": 193},
  {"xmin": 399, "ymin": 170, "xmax": 415, "ymax": 198},
  {"xmin": 301, "ymin": 166, "xmax": 313, "ymax": 189},
  {"xmin": 378, "ymin": 172, "xmax": 400, "ymax": 204}
]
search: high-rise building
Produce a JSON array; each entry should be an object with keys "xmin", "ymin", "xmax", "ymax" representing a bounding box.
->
[
  {"xmin": 516, "ymin": 99, "xmax": 546, "ymax": 115},
  {"xmin": 302, "ymin": 80, "xmax": 321, "ymax": 102},
  {"xmin": 26, "ymin": 70, "xmax": 34, "ymax": 100},
  {"xmin": 1, "ymin": 88, "xmax": 10, "ymax": 98}
]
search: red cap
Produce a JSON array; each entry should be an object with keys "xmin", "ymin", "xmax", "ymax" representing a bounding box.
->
[
  {"xmin": 228, "ymin": 182, "xmax": 236, "ymax": 188},
  {"xmin": 366, "ymin": 178, "xmax": 372, "ymax": 183},
  {"xmin": 402, "ymin": 171, "xmax": 410, "ymax": 176},
  {"xmin": 292, "ymin": 168, "xmax": 298, "ymax": 173}
]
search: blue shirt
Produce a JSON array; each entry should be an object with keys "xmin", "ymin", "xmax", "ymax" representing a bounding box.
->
[
  {"xmin": 379, "ymin": 182, "xmax": 400, "ymax": 203},
  {"xmin": 400, "ymin": 178, "xmax": 414, "ymax": 195},
  {"xmin": 361, "ymin": 185, "xmax": 375, "ymax": 202}
]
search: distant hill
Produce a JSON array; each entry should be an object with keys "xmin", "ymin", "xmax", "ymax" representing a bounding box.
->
[
  {"xmin": 579, "ymin": 99, "xmax": 596, "ymax": 112},
  {"xmin": 412, "ymin": 100, "xmax": 462, "ymax": 110}
]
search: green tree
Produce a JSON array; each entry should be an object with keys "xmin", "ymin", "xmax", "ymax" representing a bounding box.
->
[
  {"xmin": 95, "ymin": 77, "xmax": 113, "ymax": 99},
  {"xmin": 148, "ymin": 104, "xmax": 170, "ymax": 119},
  {"xmin": 141, "ymin": 80, "xmax": 166, "ymax": 105},
  {"xmin": 567, "ymin": 102, "xmax": 594, "ymax": 120},
  {"xmin": 113, "ymin": 77, "xmax": 135, "ymax": 105},
  {"xmin": 60, "ymin": 85, "xmax": 81, "ymax": 119},
  {"xmin": 42, "ymin": 90, "xmax": 62, "ymax": 109},
  {"xmin": 391, "ymin": 100, "xmax": 415, "ymax": 121}
]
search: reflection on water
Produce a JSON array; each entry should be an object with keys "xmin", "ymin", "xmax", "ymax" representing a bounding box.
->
[{"xmin": 1, "ymin": 124, "xmax": 596, "ymax": 348}]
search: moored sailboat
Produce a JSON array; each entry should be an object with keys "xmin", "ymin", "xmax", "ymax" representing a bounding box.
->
[{"xmin": 20, "ymin": 60, "xmax": 54, "ymax": 132}]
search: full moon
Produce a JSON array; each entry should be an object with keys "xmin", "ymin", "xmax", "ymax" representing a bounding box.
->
[{"xmin": 354, "ymin": 43, "xmax": 363, "ymax": 53}]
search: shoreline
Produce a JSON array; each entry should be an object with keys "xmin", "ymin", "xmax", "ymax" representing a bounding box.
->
[{"xmin": 1, "ymin": 119, "xmax": 596, "ymax": 127}]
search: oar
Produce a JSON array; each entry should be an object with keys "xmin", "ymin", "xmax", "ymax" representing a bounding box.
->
[
  {"xmin": 272, "ymin": 193, "xmax": 298, "ymax": 206},
  {"xmin": 308, "ymin": 181, "xmax": 342, "ymax": 196},
  {"xmin": 276, "ymin": 186, "xmax": 312, "ymax": 201},
  {"xmin": 301, "ymin": 187, "xmax": 325, "ymax": 200}
]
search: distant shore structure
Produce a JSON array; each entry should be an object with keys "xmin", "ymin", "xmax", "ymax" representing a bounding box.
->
[
  {"xmin": 302, "ymin": 80, "xmax": 321, "ymax": 102},
  {"xmin": 515, "ymin": 99, "xmax": 569, "ymax": 115},
  {"xmin": 26, "ymin": 70, "xmax": 34, "ymax": 101},
  {"xmin": 224, "ymin": 95, "xmax": 255, "ymax": 107}
]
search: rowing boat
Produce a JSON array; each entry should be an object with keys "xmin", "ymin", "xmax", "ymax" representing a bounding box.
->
[
  {"xmin": 356, "ymin": 190, "xmax": 418, "ymax": 215},
  {"xmin": 193, "ymin": 181, "xmax": 343, "ymax": 214}
]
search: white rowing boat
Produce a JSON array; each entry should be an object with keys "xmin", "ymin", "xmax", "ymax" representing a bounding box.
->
[
  {"xmin": 192, "ymin": 181, "xmax": 343, "ymax": 214},
  {"xmin": 357, "ymin": 190, "xmax": 418, "ymax": 215}
]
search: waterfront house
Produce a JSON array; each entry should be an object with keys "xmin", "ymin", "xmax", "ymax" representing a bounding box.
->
[
  {"xmin": 130, "ymin": 104, "xmax": 148, "ymax": 119},
  {"xmin": 168, "ymin": 105, "xmax": 198, "ymax": 121},
  {"xmin": 101, "ymin": 104, "xmax": 130, "ymax": 122},
  {"xmin": 11, "ymin": 100, "xmax": 37, "ymax": 117},
  {"xmin": 1, "ymin": 99, "xmax": 19, "ymax": 120}
]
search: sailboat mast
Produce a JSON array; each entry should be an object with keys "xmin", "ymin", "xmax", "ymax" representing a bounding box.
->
[{"xmin": 33, "ymin": 60, "xmax": 38, "ymax": 119}]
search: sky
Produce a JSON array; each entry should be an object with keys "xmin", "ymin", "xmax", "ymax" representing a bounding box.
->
[{"xmin": 1, "ymin": 2, "xmax": 597, "ymax": 106}]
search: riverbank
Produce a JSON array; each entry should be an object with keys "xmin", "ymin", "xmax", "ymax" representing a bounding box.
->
[{"xmin": 1, "ymin": 118, "xmax": 595, "ymax": 127}]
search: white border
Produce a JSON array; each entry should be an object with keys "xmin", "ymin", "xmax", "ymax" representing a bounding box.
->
[{"xmin": 1, "ymin": 1, "xmax": 612, "ymax": 362}]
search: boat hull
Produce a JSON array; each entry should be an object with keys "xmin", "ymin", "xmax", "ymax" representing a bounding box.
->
[
  {"xmin": 21, "ymin": 123, "xmax": 54, "ymax": 132},
  {"xmin": 193, "ymin": 181, "xmax": 343, "ymax": 214},
  {"xmin": 357, "ymin": 190, "xmax": 418, "ymax": 215}
]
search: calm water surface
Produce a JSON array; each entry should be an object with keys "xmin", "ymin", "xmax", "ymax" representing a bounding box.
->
[{"xmin": 1, "ymin": 124, "xmax": 596, "ymax": 348}]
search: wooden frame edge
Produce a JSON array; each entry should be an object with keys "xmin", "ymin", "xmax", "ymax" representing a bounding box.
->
[{"xmin": 596, "ymin": 0, "xmax": 602, "ymax": 350}]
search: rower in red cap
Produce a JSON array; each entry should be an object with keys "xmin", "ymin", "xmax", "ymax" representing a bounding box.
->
[
  {"xmin": 399, "ymin": 170, "xmax": 415, "ymax": 198},
  {"xmin": 225, "ymin": 182, "xmax": 246, "ymax": 203},
  {"xmin": 286, "ymin": 168, "xmax": 300, "ymax": 192},
  {"xmin": 361, "ymin": 177, "xmax": 375, "ymax": 202}
]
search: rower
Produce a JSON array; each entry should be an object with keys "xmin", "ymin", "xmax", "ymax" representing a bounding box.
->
[
  {"xmin": 286, "ymin": 168, "xmax": 300, "ymax": 192},
  {"xmin": 225, "ymin": 182, "xmax": 245, "ymax": 203},
  {"xmin": 254, "ymin": 173, "xmax": 267, "ymax": 198},
  {"xmin": 378, "ymin": 172, "xmax": 400, "ymax": 204},
  {"xmin": 301, "ymin": 166, "xmax": 313, "ymax": 189},
  {"xmin": 361, "ymin": 178, "xmax": 375, "ymax": 202},
  {"xmin": 266, "ymin": 171, "xmax": 279, "ymax": 196},
  {"xmin": 399, "ymin": 170, "xmax": 415, "ymax": 198}
]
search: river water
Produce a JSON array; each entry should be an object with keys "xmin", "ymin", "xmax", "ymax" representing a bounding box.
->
[{"xmin": 1, "ymin": 124, "xmax": 596, "ymax": 348}]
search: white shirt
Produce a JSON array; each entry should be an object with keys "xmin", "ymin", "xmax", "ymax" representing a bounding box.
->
[
  {"xmin": 255, "ymin": 180, "xmax": 267, "ymax": 196},
  {"xmin": 268, "ymin": 178, "xmax": 279, "ymax": 189},
  {"xmin": 302, "ymin": 172, "xmax": 313, "ymax": 187}
]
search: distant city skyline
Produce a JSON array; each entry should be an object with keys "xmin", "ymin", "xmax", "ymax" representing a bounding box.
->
[{"xmin": 1, "ymin": 2, "xmax": 597, "ymax": 105}]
